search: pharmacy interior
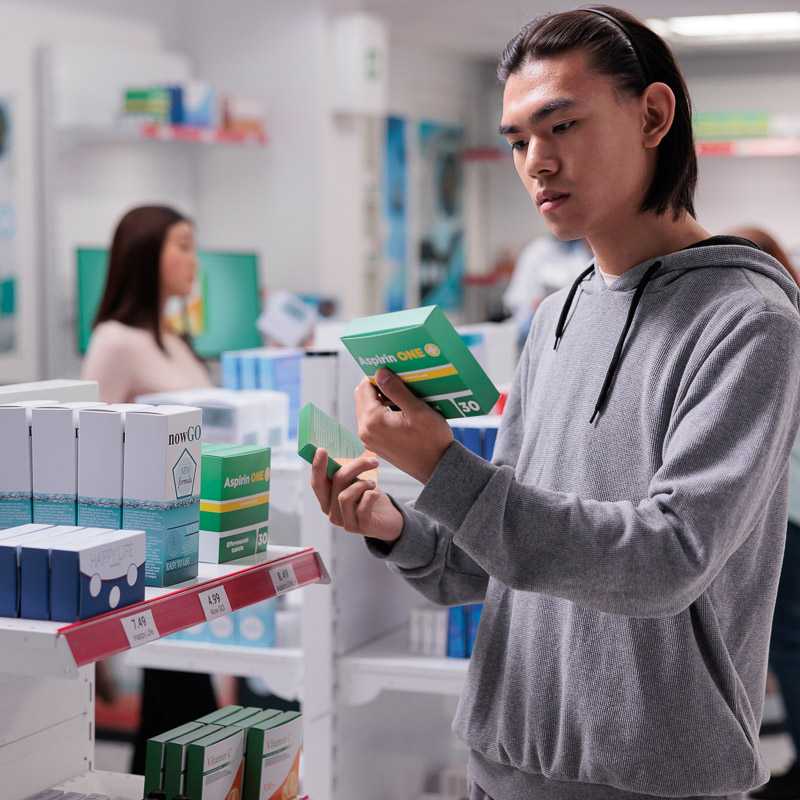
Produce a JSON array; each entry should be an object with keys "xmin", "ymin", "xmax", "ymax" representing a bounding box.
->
[{"xmin": 1, "ymin": 1, "xmax": 800, "ymax": 799}]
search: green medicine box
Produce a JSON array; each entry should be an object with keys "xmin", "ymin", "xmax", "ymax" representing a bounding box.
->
[
  {"xmin": 185, "ymin": 724, "xmax": 246, "ymax": 800},
  {"xmin": 196, "ymin": 704, "xmax": 243, "ymax": 725},
  {"xmin": 341, "ymin": 305, "xmax": 499, "ymax": 419},
  {"xmin": 163, "ymin": 723, "xmax": 223, "ymax": 798},
  {"xmin": 199, "ymin": 445, "xmax": 270, "ymax": 564},
  {"xmin": 243, "ymin": 711, "xmax": 303, "ymax": 800},
  {"xmin": 144, "ymin": 720, "xmax": 205, "ymax": 795},
  {"xmin": 297, "ymin": 403, "xmax": 366, "ymax": 478}
]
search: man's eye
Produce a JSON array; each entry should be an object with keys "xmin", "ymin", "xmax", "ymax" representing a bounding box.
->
[
  {"xmin": 553, "ymin": 120, "xmax": 576, "ymax": 134},
  {"xmin": 511, "ymin": 140, "xmax": 528, "ymax": 152}
]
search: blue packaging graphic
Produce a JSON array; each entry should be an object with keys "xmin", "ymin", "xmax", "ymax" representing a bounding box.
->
[
  {"xmin": 447, "ymin": 606, "xmax": 468, "ymax": 658},
  {"xmin": 235, "ymin": 599, "xmax": 276, "ymax": 648}
]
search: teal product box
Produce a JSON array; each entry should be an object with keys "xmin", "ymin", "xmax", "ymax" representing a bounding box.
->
[
  {"xmin": 50, "ymin": 528, "xmax": 146, "ymax": 622},
  {"xmin": 0, "ymin": 524, "xmax": 51, "ymax": 616},
  {"xmin": 144, "ymin": 719, "xmax": 205, "ymax": 795},
  {"xmin": 18, "ymin": 526, "xmax": 83, "ymax": 619},
  {"xmin": 234, "ymin": 599, "xmax": 277, "ymax": 648},
  {"xmin": 341, "ymin": 305, "xmax": 500, "ymax": 419},
  {"xmin": 0, "ymin": 402, "xmax": 55, "ymax": 529},
  {"xmin": 77, "ymin": 407, "xmax": 124, "ymax": 528},
  {"xmin": 122, "ymin": 405, "xmax": 202, "ymax": 587},
  {"xmin": 32, "ymin": 403, "xmax": 105, "ymax": 525}
]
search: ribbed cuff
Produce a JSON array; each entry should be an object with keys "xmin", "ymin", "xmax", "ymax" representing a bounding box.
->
[
  {"xmin": 415, "ymin": 441, "xmax": 496, "ymax": 531},
  {"xmin": 364, "ymin": 495, "xmax": 437, "ymax": 570}
]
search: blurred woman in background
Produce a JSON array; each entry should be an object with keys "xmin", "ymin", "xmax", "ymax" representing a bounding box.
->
[
  {"xmin": 83, "ymin": 205, "xmax": 210, "ymax": 401},
  {"xmin": 82, "ymin": 205, "xmax": 216, "ymax": 775},
  {"xmin": 729, "ymin": 227, "xmax": 800, "ymax": 800}
]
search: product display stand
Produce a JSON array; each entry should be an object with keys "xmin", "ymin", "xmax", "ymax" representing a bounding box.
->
[{"xmin": 0, "ymin": 382, "xmax": 329, "ymax": 800}]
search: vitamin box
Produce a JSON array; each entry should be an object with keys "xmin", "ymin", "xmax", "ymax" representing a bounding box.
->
[
  {"xmin": 341, "ymin": 305, "xmax": 499, "ymax": 418},
  {"xmin": 243, "ymin": 711, "xmax": 302, "ymax": 800}
]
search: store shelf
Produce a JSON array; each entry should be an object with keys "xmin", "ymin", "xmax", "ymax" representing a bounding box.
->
[
  {"xmin": 123, "ymin": 640, "xmax": 303, "ymax": 699},
  {"xmin": 55, "ymin": 770, "xmax": 310, "ymax": 800},
  {"xmin": 338, "ymin": 627, "xmax": 469, "ymax": 706},
  {"xmin": 696, "ymin": 138, "xmax": 800, "ymax": 157},
  {"xmin": 464, "ymin": 139, "xmax": 800, "ymax": 163},
  {"xmin": 0, "ymin": 545, "xmax": 328, "ymax": 679},
  {"xmin": 57, "ymin": 122, "xmax": 268, "ymax": 148},
  {"xmin": 56, "ymin": 770, "xmax": 144, "ymax": 798}
]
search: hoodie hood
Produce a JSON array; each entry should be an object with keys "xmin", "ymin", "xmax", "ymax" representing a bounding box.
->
[
  {"xmin": 555, "ymin": 236, "xmax": 800, "ymax": 423},
  {"xmin": 584, "ymin": 236, "xmax": 800, "ymax": 311}
]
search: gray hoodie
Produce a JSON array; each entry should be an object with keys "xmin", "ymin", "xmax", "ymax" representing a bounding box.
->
[{"xmin": 369, "ymin": 239, "xmax": 800, "ymax": 797}]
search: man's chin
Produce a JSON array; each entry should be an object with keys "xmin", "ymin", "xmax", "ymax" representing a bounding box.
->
[{"xmin": 543, "ymin": 221, "xmax": 584, "ymax": 242}]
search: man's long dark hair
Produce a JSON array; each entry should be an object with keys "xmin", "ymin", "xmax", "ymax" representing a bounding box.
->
[
  {"xmin": 498, "ymin": 6, "xmax": 697, "ymax": 220},
  {"xmin": 93, "ymin": 205, "xmax": 191, "ymax": 352}
]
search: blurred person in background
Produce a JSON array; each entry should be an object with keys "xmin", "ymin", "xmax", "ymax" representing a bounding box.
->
[
  {"xmin": 729, "ymin": 227, "xmax": 800, "ymax": 800},
  {"xmin": 82, "ymin": 206, "xmax": 217, "ymax": 774}
]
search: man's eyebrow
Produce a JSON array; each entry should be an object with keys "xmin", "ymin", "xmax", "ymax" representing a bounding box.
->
[{"xmin": 499, "ymin": 98, "xmax": 577, "ymax": 135}]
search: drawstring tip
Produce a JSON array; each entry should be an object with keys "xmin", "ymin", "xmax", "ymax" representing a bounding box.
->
[
  {"xmin": 553, "ymin": 337, "xmax": 560, "ymax": 351},
  {"xmin": 589, "ymin": 408, "xmax": 600, "ymax": 424}
]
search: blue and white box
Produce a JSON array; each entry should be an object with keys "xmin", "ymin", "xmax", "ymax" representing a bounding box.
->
[
  {"xmin": 78, "ymin": 407, "xmax": 124, "ymax": 528},
  {"xmin": 122, "ymin": 405, "xmax": 202, "ymax": 587},
  {"xmin": 50, "ymin": 528, "xmax": 146, "ymax": 622},
  {"xmin": 0, "ymin": 402, "xmax": 54, "ymax": 529},
  {"xmin": 18, "ymin": 526, "xmax": 83, "ymax": 620},
  {"xmin": 32, "ymin": 403, "xmax": 105, "ymax": 525},
  {"xmin": 0, "ymin": 524, "xmax": 51, "ymax": 616},
  {"xmin": 235, "ymin": 599, "xmax": 276, "ymax": 648}
]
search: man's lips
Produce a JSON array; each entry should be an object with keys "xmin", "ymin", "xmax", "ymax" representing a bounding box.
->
[{"xmin": 537, "ymin": 192, "xmax": 571, "ymax": 213}]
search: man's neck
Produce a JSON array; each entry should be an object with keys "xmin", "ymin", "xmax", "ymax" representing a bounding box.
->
[{"xmin": 588, "ymin": 211, "xmax": 710, "ymax": 277}]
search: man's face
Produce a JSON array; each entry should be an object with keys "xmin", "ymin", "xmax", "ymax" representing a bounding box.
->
[{"xmin": 500, "ymin": 50, "xmax": 652, "ymax": 241}]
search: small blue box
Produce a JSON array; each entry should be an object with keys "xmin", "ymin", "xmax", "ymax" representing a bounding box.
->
[
  {"xmin": 240, "ymin": 353, "xmax": 261, "ymax": 390},
  {"xmin": 18, "ymin": 526, "xmax": 83, "ymax": 620},
  {"xmin": 460, "ymin": 427, "xmax": 482, "ymax": 457},
  {"xmin": 447, "ymin": 606, "xmax": 468, "ymax": 659},
  {"xmin": 234, "ymin": 599, "xmax": 276, "ymax": 648},
  {"xmin": 50, "ymin": 529, "xmax": 146, "ymax": 622},
  {"xmin": 221, "ymin": 352, "xmax": 242, "ymax": 389},
  {"xmin": 466, "ymin": 603, "xmax": 483, "ymax": 657},
  {"xmin": 0, "ymin": 524, "xmax": 51, "ymax": 617},
  {"xmin": 483, "ymin": 427, "xmax": 498, "ymax": 461}
]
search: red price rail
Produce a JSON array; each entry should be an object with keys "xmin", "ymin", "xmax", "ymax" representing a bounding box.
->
[{"xmin": 0, "ymin": 546, "xmax": 328, "ymax": 677}]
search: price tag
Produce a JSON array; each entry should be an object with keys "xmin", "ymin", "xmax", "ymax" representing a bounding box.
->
[
  {"xmin": 198, "ymin": 585, "xmax": 233, "ymax": 621},
  {"xmin": 121, "ymin": 609, "xmax": 159, "ymax": 648},
  {"xmin": 269, "ymin": 563, "xmax": 298, "ymax": 595}
]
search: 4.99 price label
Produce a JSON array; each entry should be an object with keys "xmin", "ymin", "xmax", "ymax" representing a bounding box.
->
[
  {"xmin": 121, "ymin": 609, "xmax": 159, "ymax": 648},
  {"xmin": 198, "ymin": 585, "xmax": 233, "ymax": 621}
]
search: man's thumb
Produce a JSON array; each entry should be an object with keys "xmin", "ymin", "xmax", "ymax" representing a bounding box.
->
[{"xmin": 374, "ymin": 368, "xmax": 424, "ymax": 412}]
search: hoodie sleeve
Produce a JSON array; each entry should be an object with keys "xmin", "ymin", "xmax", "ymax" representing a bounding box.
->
[
  {"xmin": 364, "ymin": 327, "xmax": 533, "ymax": 606},
  {"xmin": 406, "ymin": 309, "xmax": 800, "ymax": 618}
]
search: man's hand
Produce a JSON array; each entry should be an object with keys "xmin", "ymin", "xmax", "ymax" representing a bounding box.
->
[
  {"xmin": 310, "ymin": 448, "xmax": 403, "ymax": 543},
  {"xmin": 355, "ymin": 368, "xmax": 454, "ymax": 484}
]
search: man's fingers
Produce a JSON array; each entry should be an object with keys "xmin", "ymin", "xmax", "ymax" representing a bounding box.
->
[
  {"xmin": 355, "ymin": 378, "xmax": 383, "ymax": 419},
  {"xmin": 330, "ymin": 454, "xmax": 379, "ymax": 497},
  {"xmin": 338, "ymin": 480, "xmax": 375, "ymax": 532},
  {"xmin": 310, "ymin": 448, "xmax": 332, "ymax": 513},
  {"xmin": 374, "ymin": 368, "xmax": 425, "ymax": 413},
  {"xmin": 356, "ymin": 488, "xmax": 380, "ymax": 527}
]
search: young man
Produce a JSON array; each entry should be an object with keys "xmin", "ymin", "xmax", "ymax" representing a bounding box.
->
[{"xmin": 311, "ymin": 7, "xmax": 800, "ymax": 800}]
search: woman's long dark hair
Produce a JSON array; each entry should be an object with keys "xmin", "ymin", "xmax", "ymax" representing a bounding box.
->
[{"xmin": 93, "ymin": 205, "xmax": 191, "ymax": 352}]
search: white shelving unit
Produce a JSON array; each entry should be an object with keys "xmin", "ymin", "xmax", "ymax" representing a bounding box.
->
[{"xmin": 0, "ymin": 380, "xmax": 330, "ymax": 800}]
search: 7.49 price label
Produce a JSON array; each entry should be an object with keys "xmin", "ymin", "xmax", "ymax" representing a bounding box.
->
[
  {"xmin": 269, "ymin": 563, "xmax": 298, "ymax": 595},
  {"xmin": 121, "ymin": 609, "xmax": 159, "ymax": 648},
  {"xmin": 198, "ymin": 585, "xmax": 233, "ymax": 621}
]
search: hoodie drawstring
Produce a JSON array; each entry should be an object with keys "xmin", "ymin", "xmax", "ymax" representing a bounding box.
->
[{"xmin": 553, "ymin": 260, "xmax": 663, "ymax": 424}]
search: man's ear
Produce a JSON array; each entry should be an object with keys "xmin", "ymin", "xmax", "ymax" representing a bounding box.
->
[{"xmin": 641, "ymin": 82, "xmax": 676, "ymax": 149}]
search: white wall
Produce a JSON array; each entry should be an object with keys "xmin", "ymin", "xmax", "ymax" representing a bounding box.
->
[
  {"xmin": 180, "ymin": 0, "xmax": 328, "ymax": 299},
  {"xmin": 0, "ymin": 0, "xmax": 168, "ymax": 381}
]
